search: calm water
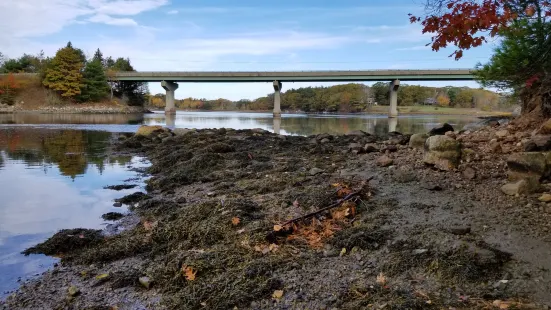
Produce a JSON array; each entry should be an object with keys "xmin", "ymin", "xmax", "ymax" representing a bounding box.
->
[
  {"xmin": 0, "ymin": 111, "xmax": 481, "ymax": 298},
  {"xmin": 0, "ymin": 128, "xmax": 149, "ymax": 297},
  {"xmin": 0, "ymin": 111, "xmax": 481, "ymax": 136}
]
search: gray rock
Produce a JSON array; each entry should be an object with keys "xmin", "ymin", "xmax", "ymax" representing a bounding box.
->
[
  {"xmin": 139, "ymin": 276, "xmax": 152, "ymax": 289},
  {"xmin": 320, "ymin": 138, "xmax": 330, "ymax": 144},
  {"xmin": 463, "ymin": 167, "xmax": 476, "ymax": 180},
  {"xmin": 113, "ymin": 202, "xmax": 122, "ymax": 207},
  {"xmin": 376, "ymin": 155, "xmax": 393, "ymax": 167},
  {"xmin": 173, "ymin": 128, "xmax": 194, "ymax": 136},
  {"xmin": 309, "ymin": 168, "xmax": 324, "ymax": 176},
  {"xmin": 423, "ymin": 135, "xmax": 461, "ymax": 170},
  {"xmin": 506, "ymin": 152, "xmax": 551, "ymax": 189},
  {"xmin": 501, "ymin": 180, "xmax": 529, "ymax": 196}
]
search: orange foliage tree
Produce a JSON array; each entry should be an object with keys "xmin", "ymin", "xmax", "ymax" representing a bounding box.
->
[
  {"xmin": 0, "ymin": 73, "xmax": 21, "ymax": 105},
  {"xmin": 409, "ymin": 0, "xmax": 551, "ymax": 59}
]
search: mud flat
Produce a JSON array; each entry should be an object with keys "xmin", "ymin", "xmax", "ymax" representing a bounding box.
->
[{"xmin": 3, "ymin": 121, "xmax": 551, "ymax": 310}]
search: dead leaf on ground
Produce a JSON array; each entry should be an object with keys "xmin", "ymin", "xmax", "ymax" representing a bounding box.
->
[
  {"xmin": 231, "ymin": 217, "xmax": 240, "ymax": 226},
  {"xmin": 181, "ymin": 265, "xmax": 197, "ymax": 281},
  {"xmin": 237, "ymin": 228, "xmax": 246, "ymax": 234},
  {"xmin": 492, "ymin": 300, "xmax": 513, "ymax": 309},
  {"xmin": 293, "ymin": 200, "xmax": 299, "ymax": 207},
  {"xmin": 376, "ymin": 272, "xmax": 387, "ymax": 286},
  {"xmin": 272, "ymin": 290, "xmax": 284, "ymax": 299},
  {"xmin": 273, "ymin": 224, "xmax": 283, "ymax": 232},
  {"xmin": 143, "ymin": 220, "xmax": 158, "ymax": 231}
]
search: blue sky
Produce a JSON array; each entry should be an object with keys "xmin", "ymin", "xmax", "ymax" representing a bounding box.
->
[{"xmin": 0, "ymin": 0, "xmax": 498, "ymax": 100}]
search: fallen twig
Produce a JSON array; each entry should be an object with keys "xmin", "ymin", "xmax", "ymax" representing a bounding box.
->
[{"xmin": 279, "ymin": 190, "xmax": 361, "ymax": 227}]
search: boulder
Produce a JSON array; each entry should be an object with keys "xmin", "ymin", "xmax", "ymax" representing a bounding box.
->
[
  {"xmin": 524, "ymin": 135, "xmax": 551, "ymax": 151},
  {"xmin": 501, "ymin": 180, "xmax": 529, "ymax": 196},
  {"xmin": 506, "ymin": 152, "xmax": 550, "ymax": 181},
  {"xmin": 136, "ymin": 125, "xmax": 164, "ymax": 137},
  {"xmin": 428, "ymin": 123, "xmax": 454, "ymax": 136},
  {"xmin": 409, "ymin": 133, "xmax": 428, "ymax": 149},
  {"xmin": 445, "ymin": 131, "xmax": 457, "ymax": 139},
  {"xmin": 376, "ymin": 155, "xmax": 394, "ymax": 167},
  {"xmin": 536, "ymin": 118, "xmax": 551, "ymax": 135},
  {"xmin": 423, "ymin": 135, "xmax": 461, "ymax": 170}
]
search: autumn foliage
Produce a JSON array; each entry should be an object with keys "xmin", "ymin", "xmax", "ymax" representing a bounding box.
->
[
  {"xmin": 410, "ymin": 0, "xmax": 551, "ymax": 59},
  {"xmin": 0, "ymin": 73, "xmax": 22, "ymax": 105}
]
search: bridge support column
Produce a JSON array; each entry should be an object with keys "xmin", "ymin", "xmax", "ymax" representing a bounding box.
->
[
  {"xmin": 161, "ymin": 80, "xmax": 179, "ymax": 115},
  {"xmin": 273, "ymin": 80, "xmax": 282, "ymax": 117},
  {"xmin": 388, "ymin": 79, "xmax": 400, "ymax": 118}
]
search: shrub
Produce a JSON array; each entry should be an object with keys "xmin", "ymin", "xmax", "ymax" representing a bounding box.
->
[{"xmin": 0, "ymin": 73, "xmax": 21, "ymax": 105}]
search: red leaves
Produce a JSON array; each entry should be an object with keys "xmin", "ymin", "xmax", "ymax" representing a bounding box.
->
[
  {"xmin": 410, "ymin": 0, "xmax": 533, "ymax": 59},
  {"xmin": 526, "ymin": 74, "xmax": 540, "ymax": 88}
]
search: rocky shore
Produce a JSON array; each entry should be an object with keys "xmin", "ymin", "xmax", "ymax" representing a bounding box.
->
[{"xmin": 3, "ymin": 120, "xmax": 551, "ymax": 310}]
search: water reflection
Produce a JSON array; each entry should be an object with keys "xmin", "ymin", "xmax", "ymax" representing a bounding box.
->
[
  {"xmin": 143, "ymin": 111, "xmax": 480, "ymax": 136},
  {"xmin": 0, "ymin": 111, "xmax": 481, "ymax": 136},
  {"xmin": 0, "ymin": 128, "xmax": 145, "ymax": 297}
]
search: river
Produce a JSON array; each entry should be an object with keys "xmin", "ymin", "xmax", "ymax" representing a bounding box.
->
[{"xmin": 0, "ymin": 111, "xmax": 481, "ymax": 297}]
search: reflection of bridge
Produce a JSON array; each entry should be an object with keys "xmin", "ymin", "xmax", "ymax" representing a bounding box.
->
[{"xmin": 115, "ymin": 70, "xmax": 475, "ymax": 117}]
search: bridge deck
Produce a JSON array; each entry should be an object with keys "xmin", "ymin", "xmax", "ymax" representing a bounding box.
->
[{"xmin": 113, "ymin": 69, "xmax": 474, "ymax": 82}]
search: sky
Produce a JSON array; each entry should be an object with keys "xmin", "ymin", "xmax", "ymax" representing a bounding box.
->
[{"xmin": 0, "ymin": 0, "xmax": 499, "ymax": 100}]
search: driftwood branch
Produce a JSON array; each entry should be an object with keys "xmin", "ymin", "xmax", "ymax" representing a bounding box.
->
[{"xmin": 280, "ymin": 190, "xmax": 361, "ymax": 227}]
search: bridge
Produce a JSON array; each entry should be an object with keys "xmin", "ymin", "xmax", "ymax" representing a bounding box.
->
[
  {"xmin": 4, "ymin": 69, "xmax": 475, "ymax": 117},
  {"xmin": 116, "ymin": 69, "xmax": 474, "ymax": 117}
]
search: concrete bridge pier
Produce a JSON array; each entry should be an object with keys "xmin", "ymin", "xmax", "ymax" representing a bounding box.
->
[
  {"xmin": 273, "ymin": 80, "xmax": 282, "ymax": 117},
  {"xmin": 388, "ymin": 79, "xmax": 400, "ymax": 118},
  {"xmin": 161, "ymin": 80, "xmax": 179, "ymax": 115}
]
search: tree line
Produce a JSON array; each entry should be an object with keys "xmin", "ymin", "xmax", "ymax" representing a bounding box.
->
[
  {"xmin": 0, "ymin": 43, "xmax": 147, "ymax": 106},
  {"xmin": 147, "ymin": 83, "xmax": 509, "ymax": 112}
]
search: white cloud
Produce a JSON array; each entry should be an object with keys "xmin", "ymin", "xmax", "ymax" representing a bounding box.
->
[
  {"xmin": 167, "ymin": 9, "xmax": 178, "ymax": 15},
  {"xmin": 88, "ymin": 14, "xmax": 138, "ymax": 26},
  {"xmin": 0, "ymin": 0, "xmax": 167, "ymax": 41},
  {"xmin": 88, "ymin": 0, "xmax": 169, "ymax": 16}
]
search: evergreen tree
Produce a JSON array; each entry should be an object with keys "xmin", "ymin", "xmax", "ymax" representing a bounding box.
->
[
  {"xmin": 92, "ymin": 49, "xmax": 104, "ymax": 66},
  {"xmin": 109, "ymin": 57, "xmax": 147, "ymax": 106},
  {"xmin": 79, "ymin": 59, "xmax": 109, "ymax": 102},
  {"xmin": 43, "ymin": 45, "xmax": 84, "ymax": 98}
]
